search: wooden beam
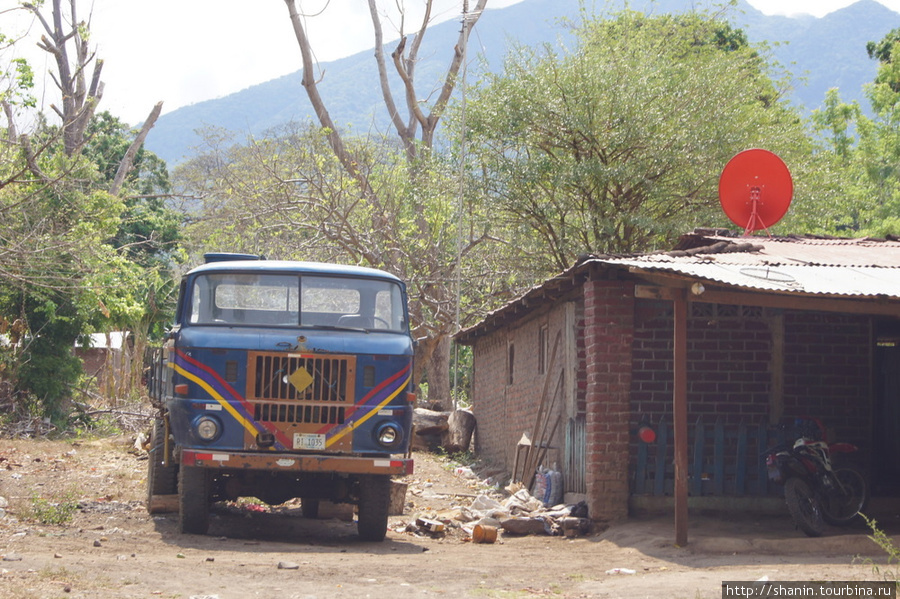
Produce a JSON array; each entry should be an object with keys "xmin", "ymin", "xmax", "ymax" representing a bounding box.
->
[
  {"xmin": 635, "ymin": 284, "xmax": 900, "ymax": 317},
  {"xmin": 673, "ymin": 288, "xmax": 689, "ymax": 547},
  {"xmin": 147, "ymin": 494, "xmax": 179, "ymax": 514}
]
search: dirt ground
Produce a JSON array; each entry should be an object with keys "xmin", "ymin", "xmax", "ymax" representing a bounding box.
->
[{"xmin": 0, "ymin": 435, "xmax": 896, "ymax": 599}]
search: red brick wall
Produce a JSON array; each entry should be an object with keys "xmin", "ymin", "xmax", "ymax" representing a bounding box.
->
[
  {"xmin": 631, "ymin": 303, "xmax": 872, "ymax": 449},
  {"xmin": 583, "ymin": 277, "xmax": 634, "ymax": 521},
  {"xmin": 783, "ymin": 312, "xmax": 872, "ymax": 447},
  {"xmin": 632, "ymin": 302, "xmax": 771, "ymax": 425},
  {"xmin": 471, "ymin": 294, "xmax": 583, "ymax": 479},
  {"xmin": 471, "ymin": 333, "xmax": 508, "ymax": 465}
]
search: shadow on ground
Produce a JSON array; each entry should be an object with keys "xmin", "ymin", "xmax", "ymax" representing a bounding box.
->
[
  {"xmin": 594, "ymin": 510, "xmax": 900, "ymax": 561},
  {"xmin": 150, "ymin": 504, "xmax": 429, "ymax": 555}
]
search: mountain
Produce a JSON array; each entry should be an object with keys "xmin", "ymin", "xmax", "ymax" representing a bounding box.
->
[{"xmin": 145, "ymin": 0, "xmax": 900, "ymax": 166}]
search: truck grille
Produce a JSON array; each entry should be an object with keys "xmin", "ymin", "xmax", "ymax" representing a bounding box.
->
[
  {"xmin": 247, "ymin": 352, "xmax": 355, "ymax": 404},
  {"xmin": 253, "ymin": 403, "xmax": 346, "ymax": 425}
]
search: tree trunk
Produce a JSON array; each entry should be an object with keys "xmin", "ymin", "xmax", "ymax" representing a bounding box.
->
[
  {"xmin": 445, "ymin": 409, "xmax": 476, "ymax": 454},
  {"xmin": 426, "ymin": 333, "xmax": 451, "ymax": 408},
  {"xmin": 412, "ymin": 408, "xmax": 449, "ymax": 435},
  {"xmin": 411, "ymin": 407, "xmax": 449, "ymax": 451}
]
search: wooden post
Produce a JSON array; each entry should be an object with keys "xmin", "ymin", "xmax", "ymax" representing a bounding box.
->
[{"xmin": 673, "ymin": 289, "xmax": 689, "ymax": 546}]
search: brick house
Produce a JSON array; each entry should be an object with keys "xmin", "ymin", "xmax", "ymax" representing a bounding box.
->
[{"xmin": 455, "ymin": 231, "xmax": 900, "ymax": 539}]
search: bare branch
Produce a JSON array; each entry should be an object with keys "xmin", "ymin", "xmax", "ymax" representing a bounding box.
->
[
  {"xmin": 391, "ymin": 36, "xmax": 429, "ymax": 133},
  {"xmin": 283, "ymin": 0, "xmax": 378, "ymax": 206},
  {"xmin": 2, "ymin": 101, "xmax": 17, "ymax": 143},
  {"xmin": 367, "ymin": 0, "xmax": 412, "ymax": 156},
  {"xmin": 423, "ymin": 0, "xmax": 488, "ymax": 148},
  {"xmin": 110, "ymin": 101, "xmax": 164, "ymax": 196},
  {"xmin": 19, "ymin": 134, "xmax": 48, "ymax": 182},
  {"xmin": 28, "ymin": 0, "xmax": 104, "ymax": 156}
]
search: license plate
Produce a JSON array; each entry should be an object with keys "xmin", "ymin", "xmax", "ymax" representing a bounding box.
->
[{"xmin": 293, "ymin": 433, "xmax": 325, "ymax": 450}]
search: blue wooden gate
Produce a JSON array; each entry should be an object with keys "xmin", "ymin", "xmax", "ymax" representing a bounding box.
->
[{"xmin": 633, "ymin": 416, "xmax": 787, "ymax": 497}]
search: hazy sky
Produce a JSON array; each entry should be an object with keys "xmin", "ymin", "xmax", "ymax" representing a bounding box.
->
[{"xmin": 6, "ymin": 0, "xmax": 900, "ymax": 125}]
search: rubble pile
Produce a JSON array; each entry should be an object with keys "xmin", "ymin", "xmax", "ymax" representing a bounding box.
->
[{"xmin": 396, "ymin": 465, "xmax": 590, "ymax": 542}]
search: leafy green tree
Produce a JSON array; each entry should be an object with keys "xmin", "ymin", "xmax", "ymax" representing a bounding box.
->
[
  {"xmin": 0, "ymin": 116, "xmax": 178, "ymax": 417},
  {"xmin": 867, "ymin": 28, "xmax": 900, "ymax": 90},
  {"xmin": 0, "ymin": 1, "xmax": 176, "ymax": 420},
  {"xmin": 1, "ymin": 16, "xmax": 37, "ymax": 134},
  {"xmin": 810, "ymin": 28, "xmax": 900, "ymax": 236},
  {"xmin": 0, "ymin": 142, "xmax": 134, "ymax": 417},
  {"xmin": 463, "ymin": 9, "xmax": 813, "ymax": 270},
  {"xmin": 85, "ymin": 112, "xmax": 170, "ymax": 195},
  {"xmin": 82, "ymin": 111, "xmax": 181, "ymax": 271}
]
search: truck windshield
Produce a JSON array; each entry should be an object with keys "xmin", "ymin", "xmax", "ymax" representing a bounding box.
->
[{"xmin": 188, "ymin": 273, "xmax": 407, "ymax": 333}]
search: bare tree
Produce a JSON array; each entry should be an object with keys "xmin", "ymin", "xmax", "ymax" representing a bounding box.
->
[
  {"xmin": 25, "ymin": 0, "xmax": 103, "ymax": 156},
  {"xmin": 20, "ymin": 0, "xmax": 162, "ymax": 176},
  {"xmin": 278, "ymin": 0, "xmax": 489, "ymax": 405}
]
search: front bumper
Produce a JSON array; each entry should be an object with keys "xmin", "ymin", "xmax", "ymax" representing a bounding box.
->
[{"xmin": 180, "ymin": 448, "xmax": 414, "ymax": 476}]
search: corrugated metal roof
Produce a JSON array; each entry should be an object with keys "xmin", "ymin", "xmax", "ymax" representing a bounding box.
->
[
  {"xmin": 603, "ymin": 260, "xmax": 900, "ymax": 297},
  {"xmin": 678, "ymin": 235, "xmax": 900, "ymax": 267},
  {"xmin": 456, "ymin": 234, "xmax": 900, "ymax": 343},
  {"xmin": 597, "ymin": 235, "xmax": 900, "ymax": 298}
]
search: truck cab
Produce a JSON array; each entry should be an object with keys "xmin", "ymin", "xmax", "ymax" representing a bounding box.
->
[{"xmin": 146, "ymin": 254, "xmax": 414, "ymax": 541}]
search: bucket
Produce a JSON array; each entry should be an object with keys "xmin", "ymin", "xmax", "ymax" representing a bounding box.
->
[{"xmin": 472, "ymin": 524, "xmax": 498, "ymax": 544}]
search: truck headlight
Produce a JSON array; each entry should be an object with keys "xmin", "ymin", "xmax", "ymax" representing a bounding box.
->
[
  {"xmin": 376, "ymin": 423, "xmax": 402, "ymax": 449},
  {"xmin": 195, "ymin": 416, "xmax": 221, "ymax": 441}
]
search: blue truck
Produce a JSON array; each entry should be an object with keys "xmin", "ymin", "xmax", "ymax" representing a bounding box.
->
[{"xmin": 146, "ymin": 253, "xmax": 415, "ymax": 541}]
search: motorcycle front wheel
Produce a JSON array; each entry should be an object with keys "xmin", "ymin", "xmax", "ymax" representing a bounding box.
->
[
  {"xmin": 821, "ymin": 467, "xmax": 868, "ymax": 525},
  {"xmin": 784, "ymin": 477, "xmax": 824, "ymax": 537}
]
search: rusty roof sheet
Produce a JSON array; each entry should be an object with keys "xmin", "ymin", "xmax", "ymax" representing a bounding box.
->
[
  {"xmin": 599, "ymin": 235, "xmax": 900, "ymax": 297},
  {"xmin": 682, "ymin": 235, "xmax": 900, "ymax": 266}
]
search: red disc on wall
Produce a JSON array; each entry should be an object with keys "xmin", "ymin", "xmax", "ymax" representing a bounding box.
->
[
  {"xmin": 638, "ymin": 425, "xmax": 656, "ymax": 444},
  {"xmin": 718, "ymin": 149, "xmax": 793, "ymax": 233}
]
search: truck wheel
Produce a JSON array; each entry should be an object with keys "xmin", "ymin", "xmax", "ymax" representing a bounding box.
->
[
  {"xmin": 147, "ymin": 419, "xmax": 178, "ymax": 511},
  {"xmin": 179, "ymin": 466, "xmax": 211, "ymax": 535},
  {"xmin": 357, "ymin": 475, "xmax": 391, "ymax": 542},
  {"xmin": 301, "ymin": 498, "xmax": 319, "ymax": 519}
]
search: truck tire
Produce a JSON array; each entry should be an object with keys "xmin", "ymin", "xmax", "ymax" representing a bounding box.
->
[
  {"xmin": 357, "ymin": 475, "xmax": 391, "ymax": 542},
  {"xmin": 179, "ymin": 466, "xmax": 211, "ymax": 535},
  {"xmin": 147, "ymin": 419, "xmax": 178, "ymax": 511},
  {"xmin": 301, "ymin": 498, "xmax": 320, "ymax": 519}
]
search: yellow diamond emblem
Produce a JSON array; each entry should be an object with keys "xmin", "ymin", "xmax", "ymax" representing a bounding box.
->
[{"xmin": 288, "ymin": 368, "xmax": 314, "ymax": 393}]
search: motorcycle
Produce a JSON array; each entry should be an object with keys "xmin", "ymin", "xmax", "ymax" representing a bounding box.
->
[{"xmin": 763, "ymin": 418, "xmax": 868, "ymax": 537}]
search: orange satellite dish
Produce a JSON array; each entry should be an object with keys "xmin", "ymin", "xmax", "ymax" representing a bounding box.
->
[{"xmin": 718, "ymin": 149, "xmax": 793, "ymax": 235}]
